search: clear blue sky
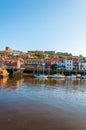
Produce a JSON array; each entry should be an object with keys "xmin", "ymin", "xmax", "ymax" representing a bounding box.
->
[{"xmin": 0, "ymin": 0, "xmax": 86, "ymax": 56}]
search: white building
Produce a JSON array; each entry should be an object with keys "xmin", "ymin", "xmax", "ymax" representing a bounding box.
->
[
  {"xmin": 12, "ymin": 50, "xmax": 22, "ymax": 56},
  {"xmin": 64, "ymin": 59, "xmax": 73, "ymax": 70},
  {"xmin": 79, "ymin": 60, "xmax": 86, "ymax": 70}
]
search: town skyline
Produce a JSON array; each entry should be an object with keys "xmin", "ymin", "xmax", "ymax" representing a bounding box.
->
[
  {"xmin": 0, "ymin": 0, "xmax": 86, "ymax": 56},
  {"xmin": 0, "ymin": 46, "xmax": 85, "ymax": 58}
]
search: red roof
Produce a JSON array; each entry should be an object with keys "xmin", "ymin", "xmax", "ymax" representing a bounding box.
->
[{"xmin": 3, "ymin": 58, "xmax": 19, "ymax": 62}]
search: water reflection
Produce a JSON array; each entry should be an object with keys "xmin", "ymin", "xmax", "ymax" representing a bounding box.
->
[
  {"xmin": 32, "ymin": 78, "xmax": 86, "ymax": 90},
  {"xmin": 0, "ymin": 77, "xmax": 8, "ymax": 89},
  {"xmin": 0, "ymin": 77, "xmax": 24, "ymax": 90},
  {"xmin": 0, "ymin": 77, "xmax": 86, "ymax": 130},
  {"xmin": 0, "ymin": 77, "xmax": 86, "ymax": 90}
]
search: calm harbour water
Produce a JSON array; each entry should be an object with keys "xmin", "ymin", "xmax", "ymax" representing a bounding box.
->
[{"xmin": 0, "ymin": 77, "xmax": 86, "ymax": 130}]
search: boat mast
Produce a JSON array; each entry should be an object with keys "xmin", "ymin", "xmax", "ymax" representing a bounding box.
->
[{"xmin": 42, "ymin": 63, "xmax": 45, "ymax": 75}]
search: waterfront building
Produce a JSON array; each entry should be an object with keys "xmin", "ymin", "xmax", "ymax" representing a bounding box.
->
[
  {"xmin": 27, "ymin": 58, "xmax": 44, "ymax": 65},
  {"xmin": 3, "ymin": 58, "xmax": 21, "ymax": 69},
  {"xmin": 79, "ymin": 60, "xmax": 86, "ymax": 70},
  {"xmin": 64, "ymin": 59, "xmax": 73, "ymax": 70},
  {"xmin": 25, "ymin": 58, "xmax": 44, "ymax": 71},
  {"xmin": 44, "ymin": 58, "xmax": 65, "ymax": 72}
]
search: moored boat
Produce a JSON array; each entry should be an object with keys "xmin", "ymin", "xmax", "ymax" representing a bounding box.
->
[
  {"xmin": 66, "ymin": 74, "xmax": 76, "ymax": 79},
  {"xmin": 51, "ymin": 74, "xmax": 65, "ymax": 78},
  {"xmin": 76, "ymin": 74, "xmax": 81, "ymax": 78},
  {"xmin": 34, "ymin": 63, "xmax": 47, "ymax": 79},
  {"xmin": 34, "ymin": 74, "xmax": 47, "ymax": 78},
  {"xmin": 81, "ymin": 75, "xmax": 86, "ymax": 79}
]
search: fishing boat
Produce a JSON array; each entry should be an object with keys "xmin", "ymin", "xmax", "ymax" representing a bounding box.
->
[
  {"xmin": 34, "ymin": 63, "xmax": 47, "ymax": 79},
  {"xmin": 0, "ymin": 69, "xmax": 9, "ymax": 78},
  {"xmin": 34, "ymin": 74, "xmax": 47, "ymax": 78},
  {"xmin": 51, "ymin": 74, "xmax": 65, "ymax": 78},
  {"xmin": 66, "ymin": 74, "xmax": 76, "ymax": 79},
  {"xmin": 76, "ymin": 74, "xmax": 81, "ymax": 78},
  {"xmin": 81, "ymin": 75, "xmax": 86, "ymax": 79}
]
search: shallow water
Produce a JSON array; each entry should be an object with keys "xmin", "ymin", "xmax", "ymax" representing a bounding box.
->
[{"xmin": 0, "ymin": 77, "xmax": 86, "ymax": 130}]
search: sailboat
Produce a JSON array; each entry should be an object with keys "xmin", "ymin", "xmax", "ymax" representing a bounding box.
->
[
  {"xmin": 34, "ymin": 74, "xmax": 47, "ymax": 78},
  {"xmin": 34, "ymin": 63, "xmax": 47, "ymax": 78},
  {"xmin": 51, "ymin": 74, "xmax": 65, "ymax": 78},
  {"xmin": 66, "ymin": 74, "xmax": 76, "ymax": 79}
]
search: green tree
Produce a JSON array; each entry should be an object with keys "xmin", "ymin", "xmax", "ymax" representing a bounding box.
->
[{"xmin": 51, "ymin": 63, "xmax": 58, "ymax": 74}]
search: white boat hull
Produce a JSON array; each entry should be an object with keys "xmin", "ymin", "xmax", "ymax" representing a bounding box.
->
[
  {"xmin": 81, "ymin": 75, "xmax": 86, "ymax": 79},
  {"xmin": 34, "ymin": 74, "xmax": 47, "ymax": 78},
  {"xmin": 51, "ymin": 74, "xmax": 65, "ymax": 78},
  {"xmin": 66, "ymin": 75, "xmax": 76, "ymax": 79}
]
